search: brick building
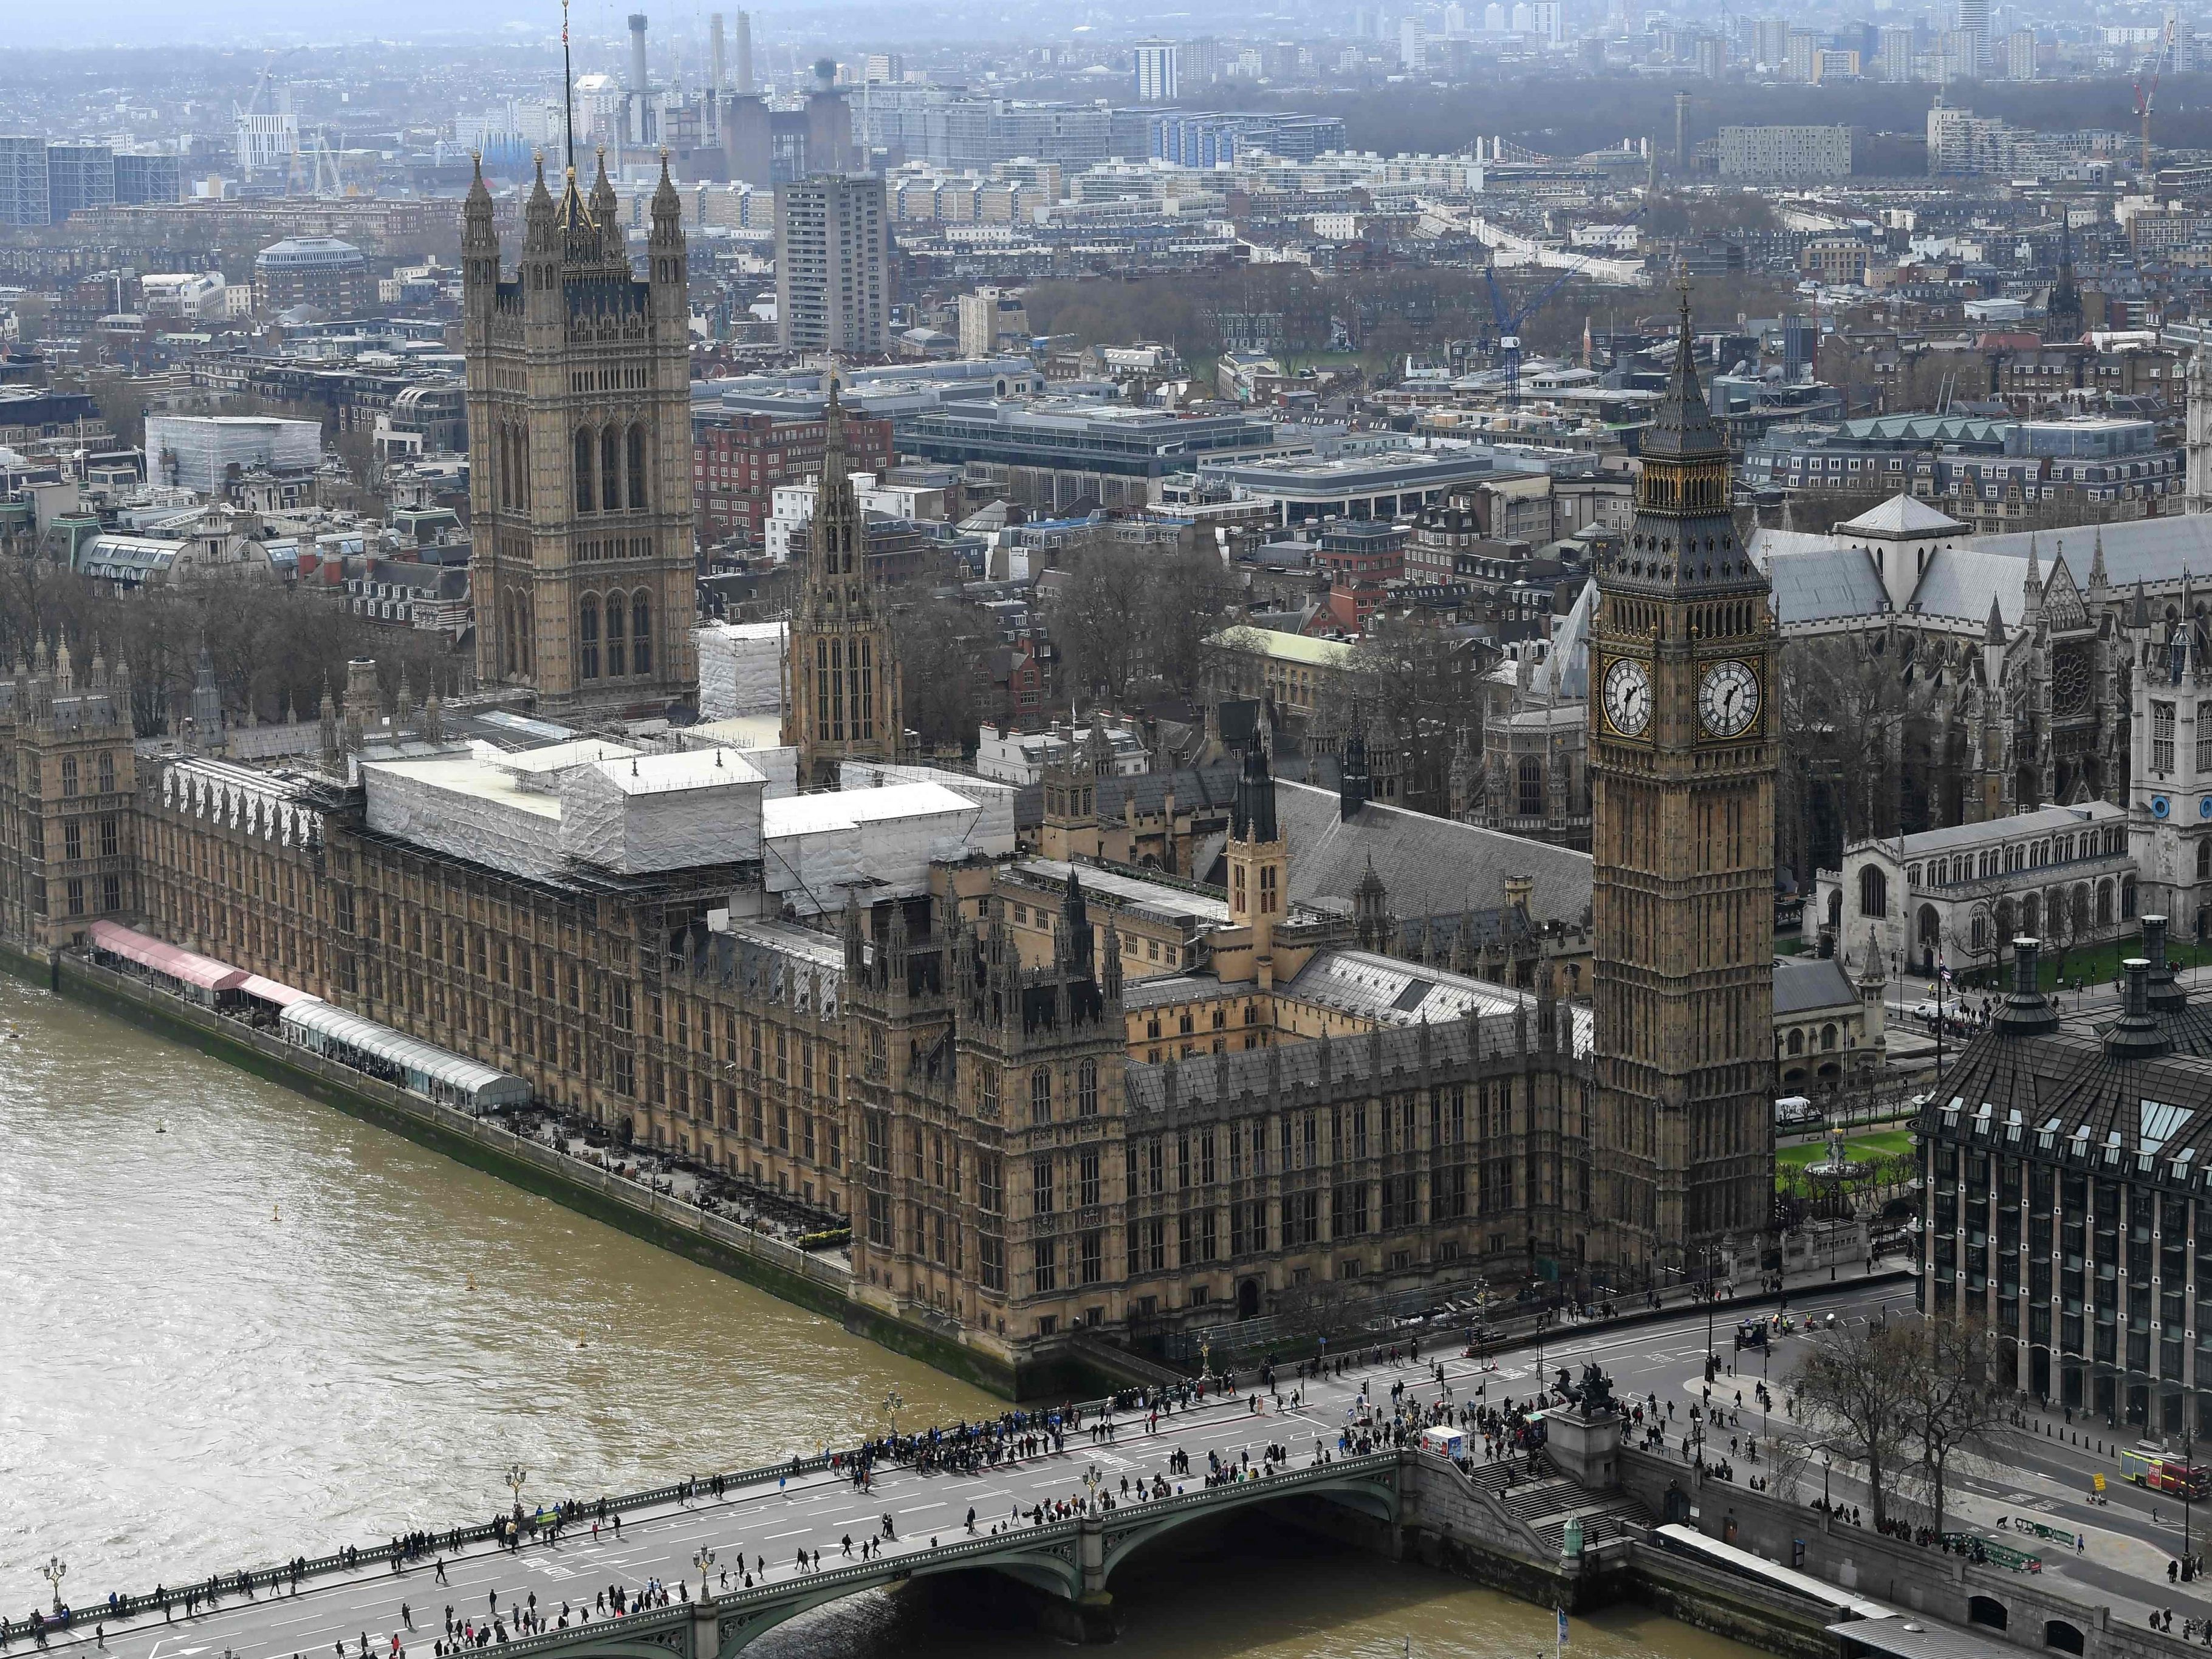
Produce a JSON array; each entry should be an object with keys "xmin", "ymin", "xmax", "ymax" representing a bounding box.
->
[{"xmin": 693, "ymin": 407, "xmax": 894, "ymax": 547}]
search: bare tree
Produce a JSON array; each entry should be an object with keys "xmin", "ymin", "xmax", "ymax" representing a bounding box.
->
[
  {"xmin": 891, "ymin": 597, "xmax": 994, "ymax": 758},
  {"xmin": 1898, "ymin": 1317, "xmax": 2013, "ymax": 1536},
  {"xmin": 1143, "ymin": 535, "xmax": 1241, "ymax": 700},
  {"xmin": 1795, "ymin": 1319, "xmax": 1917, "ymax": 1527},
  {"xmin": 1051, "ymin": 539, "xmax": 1153, "ymax": 705},
  {"xmin": 1766, "ymin": 1434, "xmax": 1813, "ymax": 1505},
  {"xmin": 1778, "ymin": 635, "xmax": 1937, "ymax": 881},
  {"xmin": 1320, "ymin": 616, "xmax": 1491, "ymax": 815}
]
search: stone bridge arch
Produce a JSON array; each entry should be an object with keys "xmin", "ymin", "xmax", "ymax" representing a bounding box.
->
[
  {"xmin": 1095, "ymin": 1458, "xmax": 1403, "ymax": 1590},
  {"xmin": 708, "ymin": 1530, "xmax": 1087, "ymax": 1657}
]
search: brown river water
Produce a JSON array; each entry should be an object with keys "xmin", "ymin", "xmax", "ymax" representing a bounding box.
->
[{"xmin": 0, "ymin": 976, "xmax": 1759, "ymax": 1659}]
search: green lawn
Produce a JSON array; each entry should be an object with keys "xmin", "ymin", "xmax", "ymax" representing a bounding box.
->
[
  {"xmin": 1953, "ymin": 936, "xmax": 2212, "ymax": 993},
  {"xmin": 1776, "ymin": 1131, "xmax": 1915, "ymax": 1175}
]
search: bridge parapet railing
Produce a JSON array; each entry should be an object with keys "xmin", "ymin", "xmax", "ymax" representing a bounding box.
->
[
  {"xmin": 479, "ymin": 1451, "xmax": 1411, "ymax": 1659},
  {"xmin": 1, "ymin": 1375, "xmax": 1293, "ymax": 1642}
]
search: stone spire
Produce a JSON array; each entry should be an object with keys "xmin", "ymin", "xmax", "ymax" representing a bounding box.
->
[
  {"xmin": 464, "ymin": 151, "xmax": 496, "ymax": 253},
  {"xmin": 2088, "ymin": 527, "xmax": 2108, "ymax": 591},
  {"xmin": 524, "ymin": 152, "xmax": 556, "ymax": 255}
]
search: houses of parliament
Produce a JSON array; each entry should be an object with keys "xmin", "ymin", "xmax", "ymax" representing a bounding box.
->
[{"xmin": 0, "ymin": 242, "xmax": 1776, "ymax": 1386}]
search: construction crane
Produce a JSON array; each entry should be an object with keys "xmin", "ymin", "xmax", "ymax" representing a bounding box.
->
[
  {"xmin": 2134, "ymin": 21, "xmax": 2173, "ymax": 180},
  {"xmin": 1482, "ymin": 262, "xmax": 1587, "ymax": 403}
]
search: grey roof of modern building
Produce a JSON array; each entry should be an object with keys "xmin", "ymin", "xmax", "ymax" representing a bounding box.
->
[
  {"xmin": 1275, "ymin": 780, "xmax": 1594, "ymax": 927},
  {"xmin": 1930, "ymin": 1025, "xmax": 2212, "ymax": 1163},
  {"xmin": 1773, "ymin": 954, "xmax": 1861, "ymax": 1016}
]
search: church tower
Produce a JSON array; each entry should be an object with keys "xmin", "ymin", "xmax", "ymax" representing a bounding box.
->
[
  {"xmin": 782, "ymin": 375, "xmax": 903, "ymax": 787},
  {"xmin": 1587, "ymin": 277, "xmax": 1777, "ymax": 1273},
  {"xmin": 462, "ymin": 148, "xmax": 697, "ymax": 714}
]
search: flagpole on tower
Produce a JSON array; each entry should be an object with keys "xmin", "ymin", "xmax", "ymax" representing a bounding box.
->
[{"xmin": 561, "ymin": 0, "xmax": 577, "ymax": 174}]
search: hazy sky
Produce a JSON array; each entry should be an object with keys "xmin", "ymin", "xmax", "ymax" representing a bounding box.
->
[
  {"xmin": 13, "ymin": 2, "xmax": 537, "ymax": 47},
  {"xmin": 7, "ymin": 0, "xmax": 887, "ymax": 50}
]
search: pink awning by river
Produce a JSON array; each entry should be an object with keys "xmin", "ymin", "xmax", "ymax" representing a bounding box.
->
[
  {"xmin": 88, "ymin": 920, "xmax": 248, "ymax": 992},
  {"xmin": 238, "ymin": 974, "xmax": 315, "ymax": 1007}
]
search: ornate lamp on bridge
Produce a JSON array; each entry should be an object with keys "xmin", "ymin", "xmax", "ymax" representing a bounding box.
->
[
  {"xmin": 40, "ymin": 1557, "xmax": 64, "ymax": 1615},
  {"xmin": 692, "ymin": 1547, "xmax": 717, "ymax": 1601},
  {"xmin": 506, "ymin": 1463, "xmax": 529, "ymax": 1520},
  {"xmin": 882, "ymin": 1389, "xmax": 902, "ymax": 1437}
]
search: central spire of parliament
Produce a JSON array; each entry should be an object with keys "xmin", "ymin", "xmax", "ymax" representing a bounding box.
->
[{"xmin": 782, "ymin": 371, "xmax": 904, "ymax": 787}]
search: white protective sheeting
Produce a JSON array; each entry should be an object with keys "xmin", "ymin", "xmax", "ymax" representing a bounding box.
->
[
  {"xmin": 280, "ymin": 999, "xmax": 532, "ymax": 1108},
  {"xmin": 836, "ymin": 761, "xmax": 1016, "ymax": 845},
  {"xmin": 476, "ymin": 737, "xmax": 640, "ymax": 793},
  {"xmin": 762, "ymin": 782, "xmax": 1014, "ymax": 914},
  {"xmin": 694, "ymin": 620, "xmax": 787, "ymax": 720},
  {"xmin": 727, "ymin": 742, "xmax": 800, "ymax": 798},
  {"xmin": 557, "ymin": 748, "xmax": 766, "ymax": 873},
  {"xmin": 361, "ymin": 757, "xmax": 567, "ymax": 881}
]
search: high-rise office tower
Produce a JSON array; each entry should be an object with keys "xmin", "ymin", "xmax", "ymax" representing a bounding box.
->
[
  {"xmin": 1956, "ymin": 0, "xmax": 1990, "ymax": 70},
  {"xmin": 1133, "ymin": 40, "xmax": 1181, "ymax": 101},
  {"xmin": 774, "ymin": 173, "xmax": 888, "ymax": 355},
  {"xmin": 0, "ymin": 136, "xmax": 52, "ymax": 227},
  {"xmin": 45, "ymin": 142, "xmax": 115, "ymax": 225}
]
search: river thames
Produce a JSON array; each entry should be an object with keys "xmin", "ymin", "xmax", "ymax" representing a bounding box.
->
[{"xmin": 0, "ymin": 975, "xmax": 1756, "ymax": 1659}]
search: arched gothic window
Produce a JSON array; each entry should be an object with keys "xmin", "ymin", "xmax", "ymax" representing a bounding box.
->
[{"xmin": 627, "ymin": 424, "xmax": 649, "ymax": 510}]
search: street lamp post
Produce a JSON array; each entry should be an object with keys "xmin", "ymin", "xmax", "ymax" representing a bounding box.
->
[
  {"xmin": 882, "ymin": 1389, "xmax": 903, "ymax": 1438},
  {"xmin": 505, "ymin": 1463, "xmax": 529, "ymax": 1542},
  {"xmin": 1702, "ymin": 1243, "xmax": 1719, "ymax": 1380},
  {"xmin": 2185, "ymin": 1430, "xmax": 2197, "ymax": 1568},
  {"xmin": 1822, "ymin": 1449, "xmax": 1834, "ymax": 1512},
  {"xmin": 41, "ymin": 1557, "xmax": 65, "ymax": 1615},
  {"xmin": 693, "ymin": 1547, "xmax": 716, "ymax": 1601}
]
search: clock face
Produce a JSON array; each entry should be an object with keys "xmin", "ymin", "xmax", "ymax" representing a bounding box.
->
[
  {"xmin": 1698, "ymin": 659, "xmax": 1761, "ymax": 738},
  {"xmin": 1602, "ymin": 657, "xmax": 1652, "ymax": 738}
]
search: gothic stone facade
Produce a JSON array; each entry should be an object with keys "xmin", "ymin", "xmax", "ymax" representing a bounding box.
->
[{"xmin": 462, "ymin": 154, "xmax": 697, "ymax": 715}]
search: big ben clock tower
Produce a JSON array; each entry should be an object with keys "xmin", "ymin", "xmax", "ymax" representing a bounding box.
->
[{"xmin": 1589, "ymin": 278, "xmax": 1776, "ymax": 1278}]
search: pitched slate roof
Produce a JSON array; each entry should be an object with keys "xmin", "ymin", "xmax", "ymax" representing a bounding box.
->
[
  {"xmin": 1767, "ymin": 544, "xmax": 1889, "ymax": 625},
  {"xmin": 1773, "ymin": 954, "xmax": 1860, "ymax": 1016},
  {"xmin": 1275, "ymin": 780, "xmax": 1593, "ymax": 926},
  {"xmin": 1837, "ymin": 493, "xmax": 1969, "ymax": 538},
  {"xmin": 1013, "ymin": 762, "xmax": 1241, "ymax": 831}
]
